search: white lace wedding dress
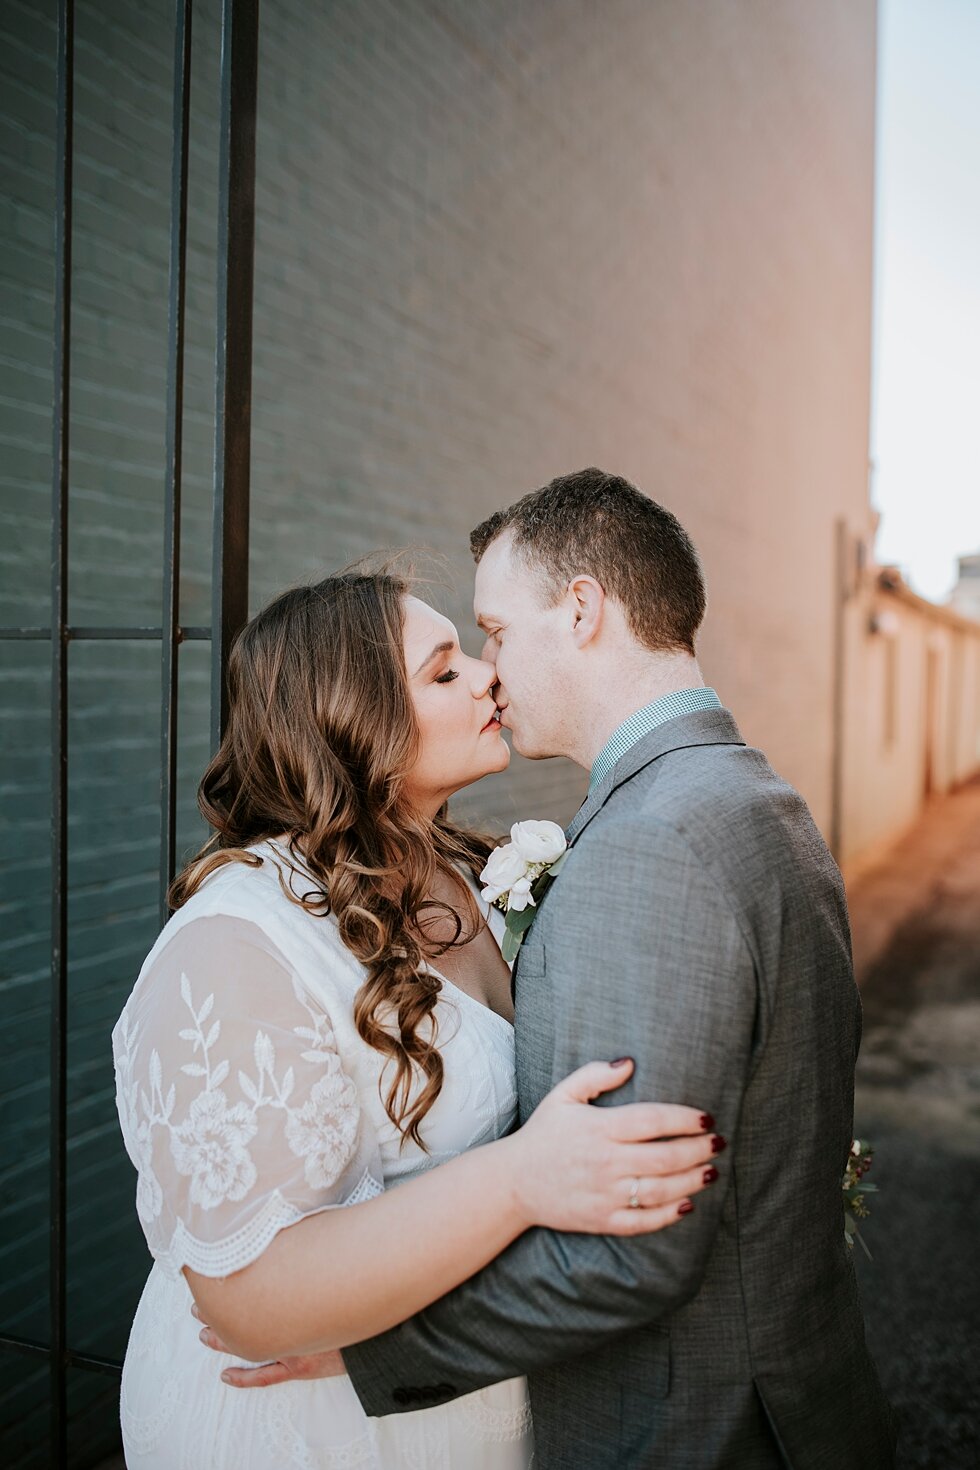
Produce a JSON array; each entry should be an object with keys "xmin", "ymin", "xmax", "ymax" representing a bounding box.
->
[{"xmin": 112, "ymin": 841, "xmax": 532, "ymax": 1469}]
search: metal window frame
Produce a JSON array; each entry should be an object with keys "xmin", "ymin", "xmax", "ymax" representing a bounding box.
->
[{"xmin": 0, "ymin": 0, "xmax": 259, "ymax": 1460}]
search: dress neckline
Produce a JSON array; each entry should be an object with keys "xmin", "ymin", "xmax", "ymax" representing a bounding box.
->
[{"xmin": 257, "ymin": 838, "xmax": 515, "ymax": 1032}]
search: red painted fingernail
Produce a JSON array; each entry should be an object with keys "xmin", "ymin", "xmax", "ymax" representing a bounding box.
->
[
  {"xmin": 711, "ymin": 1135, "xmax": 727, "ymax": 1154},
  {"xmin": 610, "ymin": 1056, "xmax": 632, "ymax": 1067},
  {"xmin": 699, "ymin": 1113, "xmax": 715, "ymax": 1132},
  {"xmin": 703, "ymin": 1166, "xmax": 719, "ymax": 1184},
  {"xmin": 678, "ymin": 1201, "xmax": 695, "ymax": 1216}
]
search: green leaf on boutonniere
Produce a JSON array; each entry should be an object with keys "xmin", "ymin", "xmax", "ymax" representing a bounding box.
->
[
  {"xmin": 502, "ymin": 905, "xmax": 538, "ymax": 963},
  {"xmin": 501, "ymin": 928, "xmax": 523, "ymax": 964},
  {"xmin": 508, "ymin": 905, "xmax": 539, "ymax": 935}
]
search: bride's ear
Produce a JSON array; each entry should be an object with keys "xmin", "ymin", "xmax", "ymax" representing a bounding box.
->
[{"xmin": 567, "ymin": 576, "xmax": 604, "ymax": 648}]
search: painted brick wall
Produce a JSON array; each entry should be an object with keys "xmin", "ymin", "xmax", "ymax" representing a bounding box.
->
[{"xmin": 0, "ymin": 1, "xmax": 876, "ymax": 1462}]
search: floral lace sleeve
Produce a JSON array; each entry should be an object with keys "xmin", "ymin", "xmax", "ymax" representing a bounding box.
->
[{"xmin": 112, "ymin": 914, "xmax": 383, "ymax": 1279}]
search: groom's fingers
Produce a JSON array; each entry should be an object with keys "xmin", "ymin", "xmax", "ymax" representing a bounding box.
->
[
  {"xmin": 220, "ymin": 1360, "xmax": 296, "ymax": 1389},
  {"xmin": 219, "ymin": 1353, "xmax": 343, "ymax": 1388},
  {"xmin": 199, "ymin": 1325, "xmax": 234, "ymax": 1354}
]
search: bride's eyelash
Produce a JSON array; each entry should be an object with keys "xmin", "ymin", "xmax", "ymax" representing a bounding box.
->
[{"xmin": 435, "ymin": 669, "xmax": 459, "ymax": 684}]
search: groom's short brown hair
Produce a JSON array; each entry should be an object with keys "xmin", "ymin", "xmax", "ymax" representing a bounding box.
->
[{"xmin": 470, "ymin": 467, "xmax": 706, "ymax": 654}]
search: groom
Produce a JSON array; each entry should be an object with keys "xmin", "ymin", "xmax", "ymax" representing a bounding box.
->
[
  {"xmin": 223, "ymin": 469, "xmax": 895, "ymax": 1467},
  {"xmin": 344, "ymin": 469, "xmax": 895, "ymax": 1467}
]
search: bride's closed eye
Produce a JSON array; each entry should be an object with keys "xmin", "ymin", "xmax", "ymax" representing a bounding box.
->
[{"xmin": 435, "ymin": 669, "xmax": 459, "ymax": 684}]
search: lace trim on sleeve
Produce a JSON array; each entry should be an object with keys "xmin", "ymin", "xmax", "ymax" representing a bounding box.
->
[{"xmin": 155, "ymin": 1171, "xmax": 385, "ymax": 1280}]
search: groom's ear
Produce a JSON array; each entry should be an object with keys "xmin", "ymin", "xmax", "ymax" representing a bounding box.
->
[{"xmin": 567, "ymin": 575, "xmax": 604, "ymax": 647}]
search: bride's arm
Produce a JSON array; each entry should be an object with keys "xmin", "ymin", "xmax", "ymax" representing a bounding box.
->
[
  {"xmin": 187, "ymin": 1060, "xmax": 715, "ymax": 1362},
  {"xmin": 115, "ymin": 913, "xmax": 716, "ymax": 1365}
]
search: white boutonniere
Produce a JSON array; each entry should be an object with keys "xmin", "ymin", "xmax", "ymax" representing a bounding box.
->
[{"xmin": 480, "ymin": 820, "xmax": 569, "ymax": 963}]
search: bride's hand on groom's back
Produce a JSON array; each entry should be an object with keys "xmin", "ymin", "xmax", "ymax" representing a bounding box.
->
[{"xmin": 511, "ymin": 1058, "xmax": 722, "ymax": 1235}]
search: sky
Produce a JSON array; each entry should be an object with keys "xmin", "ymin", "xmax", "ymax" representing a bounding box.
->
[{"xmin": 871, "ymin": 0, "xmax": 980, "ymax": 601}]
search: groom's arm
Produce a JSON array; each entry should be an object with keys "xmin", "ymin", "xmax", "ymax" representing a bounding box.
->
[{"xmin": 343, "ymin": 818, "xmax": 759, "ymax": 1416}]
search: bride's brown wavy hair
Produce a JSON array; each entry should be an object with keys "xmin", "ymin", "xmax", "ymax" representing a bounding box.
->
[{"xmin": 170, "ymin": 567, "xmax": 496, "ymax": 1147}]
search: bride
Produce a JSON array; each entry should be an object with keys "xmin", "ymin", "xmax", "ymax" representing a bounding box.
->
[{"xmin": 111, "ymin": 567, "xmax": 719, "ymax": 1469}]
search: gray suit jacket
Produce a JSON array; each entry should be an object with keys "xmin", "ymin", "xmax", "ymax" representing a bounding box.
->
[{"xmin": 345, "ymin": 709, "xmax": 895, "ymax": 1468}]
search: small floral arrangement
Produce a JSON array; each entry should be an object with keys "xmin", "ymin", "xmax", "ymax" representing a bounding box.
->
[
  {"xmin": 843, "ymin": 1138, "xmax": 876, "ymax": 1258},
  {"xmin": 480, "ymin": 820, "xmax": 569, "ymax": 962}
]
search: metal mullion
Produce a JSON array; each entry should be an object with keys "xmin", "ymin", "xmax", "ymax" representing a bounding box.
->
[
  {"xmin": 211, "ymin": 0, "xmax": 258, "ymax": 749},
  {"xmin": 0, "ymin": 1334, "xmax": 122, "ymax": 1379},
  {"xmin": 161, "ymin": 0, "xmax": 194, "ymax": 923},
  {"xmin": 64, "ymin": 625, "xmax": 209, "ymax": 640},
  {"xmin": 1, "ymin": 626, "xmax": 212, "ymax": 639},
  {"xmin": 49, "ymin": 0, "xmax": 74, "ymax": 1459},
  {"xmin": 0, "ymin": 1332, "xmax": 51, "ymax": 1362}
]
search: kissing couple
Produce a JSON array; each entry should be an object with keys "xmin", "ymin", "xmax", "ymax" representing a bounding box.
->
[{"xmin": 113, "ymin": 468, "xmax": 894, "ymax": 1468}]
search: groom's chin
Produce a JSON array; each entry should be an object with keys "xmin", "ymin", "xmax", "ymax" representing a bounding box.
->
[{"xmin": 508, "ymin": 734, "xmax": 554, "ymax": 761}]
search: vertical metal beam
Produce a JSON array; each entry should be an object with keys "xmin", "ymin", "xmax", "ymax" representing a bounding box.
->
[
  {"xmin": 160, "ymin": 0, "xmax": 194, "ymax": 923},
  {"xmin": 49, "ymin": 0, "xmax": 74, "ymax": 1460},
  {"xmin": 211, "ymin": 0, "xmax": 258, "ymax": 749}
]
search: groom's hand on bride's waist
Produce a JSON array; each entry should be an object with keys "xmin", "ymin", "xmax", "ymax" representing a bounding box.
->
[{"xmin": 191, "ymin": 1301, "xmax": 346, "ymax": 1388}]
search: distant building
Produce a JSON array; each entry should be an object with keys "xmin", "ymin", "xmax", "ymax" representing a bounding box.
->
[
  {"xmin": 839, "ymin": 558, "xmax": 980, "ymax": 878},
  {"xmin": 950, "ymin": 552, "xmax": 980, "ymax": 621}
]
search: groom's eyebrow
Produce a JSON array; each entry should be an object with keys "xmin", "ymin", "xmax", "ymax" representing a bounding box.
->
[{"xmin": 413, "ymin": 640, "xmax": 455, "ymax": 675}]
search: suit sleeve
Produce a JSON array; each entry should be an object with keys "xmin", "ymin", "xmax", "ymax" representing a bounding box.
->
[{"xmin": 343, "ymin": 819, "xmax": 758, "ymax": 1415}]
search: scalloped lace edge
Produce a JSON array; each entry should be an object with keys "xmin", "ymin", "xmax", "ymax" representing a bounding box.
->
[{"xmin": 153, "ymin": 1169, "xmax": 384, "ymax": 1279}]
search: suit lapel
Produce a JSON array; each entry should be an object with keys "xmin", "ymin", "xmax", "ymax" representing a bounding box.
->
[
  {"xmin": 515, "ymin": 710, "xmax": 745, "ymax": 1000},
  {"xmin": 565, "ymin": 707, "xmax": 746, "ymax": 849}
]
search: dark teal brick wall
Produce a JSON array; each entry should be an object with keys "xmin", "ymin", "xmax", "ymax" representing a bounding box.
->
[{"xmin": 2, "ymin": 1, "xmax": 221, "ymax": 1463}]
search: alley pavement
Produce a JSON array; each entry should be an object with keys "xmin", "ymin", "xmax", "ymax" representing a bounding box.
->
[{"xmin": 847, "ymin": 776, "xmax": 980, "ymax": 1469}]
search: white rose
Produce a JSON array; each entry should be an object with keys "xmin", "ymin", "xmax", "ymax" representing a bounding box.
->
[
  {"xmin": 506, "ymin": 876, "xmax": 536, "ymax": 912},
  {"xmin": 509, "ymin": 820, "xmax": 566, "ymax": 865},
  {"xmin": 480, "ymin": 843, "xmax": 529, "ymax": 903}
]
